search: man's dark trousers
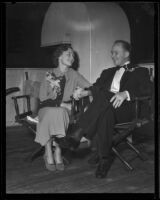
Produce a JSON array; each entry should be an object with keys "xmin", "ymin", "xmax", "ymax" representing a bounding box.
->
[{"xmin": 77, "ymin": 89, "xmax": 134, "ymax": 159}]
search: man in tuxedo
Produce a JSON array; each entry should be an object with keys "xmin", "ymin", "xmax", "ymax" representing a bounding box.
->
[{"xmin": 56, "ymin": 40, "xmax": 151, "ymax": 178}]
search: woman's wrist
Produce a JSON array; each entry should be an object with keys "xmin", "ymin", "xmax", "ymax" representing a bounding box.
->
[
  {"xmin": 84, "ymin": 87, "xmax": 92, "ymax": 96},
  {"xmin": 81, "ymin": 90, "xmax": 91, "ymax": 97},
  {"xmin": 84, "ymin": 90, "xmax": 91, "ymax": 96}
]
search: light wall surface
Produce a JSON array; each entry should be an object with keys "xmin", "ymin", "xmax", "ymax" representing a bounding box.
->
[{"xmin": 41, "ymin": 2, "xmax": 130, "ymax": 83}]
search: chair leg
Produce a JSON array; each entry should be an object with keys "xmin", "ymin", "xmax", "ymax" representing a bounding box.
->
[
  {"xmin": 127, "ymin": 135, "xmax": 132, "ymax": 143},
  {"xmin": 27, "ymin": 126, "xmax": 37, "ymax": 134},
  {"xmin": 126, "ymin": 140, "xmax": 147, "ymax": 161},
  {"xmin": 25, "ymin": 146, "xmax": 44, "ymax": 162},
  {"xmin": 112, "ymin": 147, "xmax": 133, "ymax": 171}
]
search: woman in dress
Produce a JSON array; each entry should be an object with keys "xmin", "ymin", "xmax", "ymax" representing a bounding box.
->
[{"xmin": 35, "ymin": 44, "xmax": 91, "ymax": 171}]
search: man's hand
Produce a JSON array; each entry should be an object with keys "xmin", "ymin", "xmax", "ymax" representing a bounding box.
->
[
  {"xmin": 110, "ymin": 91, "xmax": 128, "ymax": 108},
  {"xmin": 73, "ymin": 87, "xmax": 90, "ymax": 100}
]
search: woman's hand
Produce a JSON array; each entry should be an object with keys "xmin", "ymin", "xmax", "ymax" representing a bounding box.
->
[
  {"xmin": 60, "ymin": 102, "xmax": 72, "ymax": 111},
  {"xmin": 73, "ymin": 87, "xmax": 89, "ymax": 100},
  {"xmin": 73, "ymin": 87, "xmax": 83, "ymax": 100}
]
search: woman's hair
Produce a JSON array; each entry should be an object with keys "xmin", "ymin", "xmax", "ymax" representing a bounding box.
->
[
  {"xmin": 51, "ymin": 43, "xmax": 73, "ymax": 67},
  {"xmin": 71, "ymin": 50, "xmax": 80, "ymax": 71}
]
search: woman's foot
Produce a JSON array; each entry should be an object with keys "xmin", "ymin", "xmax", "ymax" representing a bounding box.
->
[{"xmin": 43, "ymin": 154, "xmax": 56, "ymax": 171}]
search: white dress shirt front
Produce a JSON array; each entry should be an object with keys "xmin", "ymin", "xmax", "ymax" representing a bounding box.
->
[{"xmin": 110, "ymin": 61, "xmax": 130, "ymax": 100}]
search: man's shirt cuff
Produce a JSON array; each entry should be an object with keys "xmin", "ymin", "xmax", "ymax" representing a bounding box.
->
[{"xmin": 125, "ymin": 91, "xmax": 130, "ymax": 101}]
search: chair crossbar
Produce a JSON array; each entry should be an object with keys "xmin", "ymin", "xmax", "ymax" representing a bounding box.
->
[
  {"xmin": 112, "ymin": 147, "xmax": 133, "ymax": 171},
  {"xmin": 12, "ymin": 95, "xmax": 30, "ymax": 99}
]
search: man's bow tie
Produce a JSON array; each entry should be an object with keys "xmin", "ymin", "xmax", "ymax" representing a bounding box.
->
[{"xmin": 117, "ymin": 64, "xmax": 129, "ymax": 70}]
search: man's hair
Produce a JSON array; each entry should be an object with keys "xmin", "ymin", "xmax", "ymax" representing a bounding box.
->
[
  {"xmin": 114, "ymin": 40, "xmax": 131, "ymax": 55},
  {"xmin": 52, "ymin": 43, "xmax": 73, "ymax": 67}
]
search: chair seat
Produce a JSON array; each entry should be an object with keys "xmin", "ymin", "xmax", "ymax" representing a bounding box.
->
[
  {"xmin": 15, "ymin": 111, "xmax": 33, "ymax": 121},
  {"xmin": 115, "ymin": 118, "xmax": 149, "ymax": 130},
  {"xmin": 26, "ymin": 116, "xmax": 39, "ymax": 124},
  {"xmin": 115, "ymin": 121, "xmax": 136, "ymax": 130},
  {"xmin": 113, "ymin": 118, "xmax": 150, "ymax": 146}
]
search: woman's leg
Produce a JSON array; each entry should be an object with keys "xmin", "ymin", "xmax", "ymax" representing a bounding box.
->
[
  {"xmin": 43, "ymin": 138, "xmax": 56, "ymax": 171},
  {"xmin": 45, "ymin": 139, "xmax": 54, "ymax": 164},
  {"xmin": 53, "ymin": 141, "xmax": 62, "ymax": 163},
  {"xmin": 53, "ymin": 140, "xmax": 64, "ymax": 170},
  {"xmin": 35, "ymin": 107, "xmax": 69, "ymax": 170},
  {"xmin": 35, "ymin": 107, "xmax": 70, "ymax": 146}
]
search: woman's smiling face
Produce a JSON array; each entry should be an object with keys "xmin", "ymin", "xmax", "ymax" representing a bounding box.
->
[{"xmin": 59, "ymin": 48, "xmax": 74, "ymax": 67}]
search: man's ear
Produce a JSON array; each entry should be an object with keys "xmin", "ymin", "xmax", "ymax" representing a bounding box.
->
[{"xmin": 125, "ymin": 51, "xmax": 129, "ymax": 58}]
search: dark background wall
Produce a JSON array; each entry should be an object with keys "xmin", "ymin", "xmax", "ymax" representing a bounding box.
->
[
  {"xmin": 5, "ymin": 2, "xmax": 155, "ymax": 68},
  {"xmin": 6, "ymin": 2, "xmax": 51, "ymax": 67},
  {"xmin": 119, "ymin": 2, "xmax": 155, "ymax": 64}
]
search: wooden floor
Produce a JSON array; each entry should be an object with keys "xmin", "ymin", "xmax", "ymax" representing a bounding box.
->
[{"xmin": 6, "ymin": 122, "xmax": 155, "ymax": 193}]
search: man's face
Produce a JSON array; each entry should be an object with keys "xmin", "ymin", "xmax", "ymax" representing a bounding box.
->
[{"xmin": 111, "ymin": 43, "xmax": 129, "ymax": 66}]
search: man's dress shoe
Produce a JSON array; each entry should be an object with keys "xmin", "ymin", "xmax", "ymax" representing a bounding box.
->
[{"xmin": 95, "ymin": 156, "xmax": 114, "ymax": 178}]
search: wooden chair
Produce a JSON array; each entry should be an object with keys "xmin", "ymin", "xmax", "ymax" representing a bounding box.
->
[
  {"xmin": 11, "ymin": 93, "xmax": 80, "ymax": 164},
  {"xmin": 112, "ymin": 96, "xmax": 153, "ymax": 170},
  {"xmin": 12, "ymin": 94, "xmax": 40, "ymax": 162}
]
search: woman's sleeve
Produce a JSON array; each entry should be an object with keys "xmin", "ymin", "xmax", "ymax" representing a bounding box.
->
[
  {"xmin": 76, "ymin": 72, "xmax": 92, "ymax": 89},
  {"xmin": 39, "ymin": 79, "xmax": 56, "ymax": 101}
]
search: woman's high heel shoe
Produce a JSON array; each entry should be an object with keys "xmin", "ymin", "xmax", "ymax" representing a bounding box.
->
[
  {"xmin": 55, "ymin": 162, "xmax": 65, "ymax": 171},
  {"xmin": 43, "ymin": 154, "xmax": 56, "ymax": 171}
]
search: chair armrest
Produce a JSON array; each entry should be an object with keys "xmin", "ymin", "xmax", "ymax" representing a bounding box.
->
[
  {"xmin": 12, "ymin": 95, "xmax": 30, "ymax": 100},
  {"xmin": 6, "ymin": 87, "xmax": 20, "ymax": 96},
  {"xmin": 134, "ymin": 96, "xmax": 151, "ymax": 101}
]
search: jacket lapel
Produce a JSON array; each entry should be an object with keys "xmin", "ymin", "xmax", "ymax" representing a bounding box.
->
[
  {"xmin": 120, "ymin": 63, "xmax": 136, "ymax": 90},
  {"xmin": 107, "ymin": 67, "xmax": 118, "ymax": 90},
  {"xmin": 120, "ymin": 71, "xmax": 130, "ymax": 89}
]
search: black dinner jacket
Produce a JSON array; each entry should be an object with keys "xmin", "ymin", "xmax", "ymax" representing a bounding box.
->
[{"xmin": 89, "ymin": 63, "xmax": 152, "ymax": 101}]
